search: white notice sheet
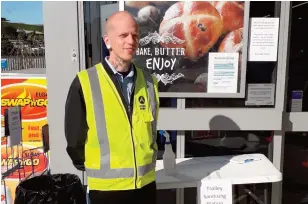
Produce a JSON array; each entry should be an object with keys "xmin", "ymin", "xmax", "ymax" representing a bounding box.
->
[
  {"xmin": 249, "ymin": 18, "xmax": 280, "ymax": 61},
  {"xmin": 207, "ymin": 52, "xmax": 239, "ymax": 93}
]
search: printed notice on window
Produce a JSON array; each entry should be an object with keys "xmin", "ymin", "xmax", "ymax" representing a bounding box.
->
[
  {"xmin": 198, "ymin": 179, "xmax": 232, "ymax": 204},
  {"xmin": 248, "ymin": 18, "xmax": 279, "ymax": 61},
  {"xmin": 207, "ymin": 53, "xmax": 239, "ymax": 93},
  {"xmin": 245, "ymin": 84, "xmax": 275, "ymax": 106}
]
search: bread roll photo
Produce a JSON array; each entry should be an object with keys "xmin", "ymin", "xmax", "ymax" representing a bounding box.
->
[
  {"xmin": 211, "ymin": 1, "xmax": 244, "ymax": 33},
  {"xmin": 159, "ymin": 1, "xmax": 223, "ymax": 61}
]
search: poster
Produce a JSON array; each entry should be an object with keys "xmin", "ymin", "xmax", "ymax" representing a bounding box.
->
[
  {"xmin": 1, "ymin": 77, "xmax": 49, "ymax": 202},
  {"xmin": 125, "ymin": 1, "xmax": 245, "ymax": 95}
]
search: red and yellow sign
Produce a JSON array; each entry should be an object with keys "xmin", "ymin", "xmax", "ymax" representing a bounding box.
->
[
  {"xmin": 1, "ymin": 77, "xmax": 49, "ymax": 202},
  {"xmin": 1, "ymin": 77, "xmax": 47, "ymax": 142}
]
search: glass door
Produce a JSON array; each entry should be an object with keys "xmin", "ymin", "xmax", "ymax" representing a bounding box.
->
[{"xmin": 83, "ymin": 1, "xmax": 118, "ymax": 68}]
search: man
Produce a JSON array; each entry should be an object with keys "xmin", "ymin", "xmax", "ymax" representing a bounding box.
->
[{"xmin": 64, "ymin": 11, "xmax": 160, "ymax": 204}]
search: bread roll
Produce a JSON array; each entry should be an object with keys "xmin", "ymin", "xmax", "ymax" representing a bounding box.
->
[
  {"xmin": 159, "ymin": 2, "xmax": 223, "ymax": 61},
  {"xmin": 219, "ymin": 28, "xmax": 243, "ymax": 70},
  {"xmin": 211, "ymin": 1, "xmax": 244, "ymax": 33},
  {"xmin": 218, "ymin": 27, "xmax": 243, "ymax": 53},
  {"xmin": 137, "ymin": 5, "xmax": 160, "ymax": 24}
]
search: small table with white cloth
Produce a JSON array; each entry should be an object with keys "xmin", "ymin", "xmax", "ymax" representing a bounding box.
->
[{"xmin": 155, "ymin": 153, "xmax": 282, "ymax": 204}]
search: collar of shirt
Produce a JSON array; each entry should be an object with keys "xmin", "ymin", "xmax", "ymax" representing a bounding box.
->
[{"xmin": 105, "ymin": 56, "xmax": 134, "ymax": 79}]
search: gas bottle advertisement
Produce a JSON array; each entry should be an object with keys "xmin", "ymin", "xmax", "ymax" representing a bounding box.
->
[{"xmin": 1, "ymin": 77, "xmax": 49, "ymax": 203}]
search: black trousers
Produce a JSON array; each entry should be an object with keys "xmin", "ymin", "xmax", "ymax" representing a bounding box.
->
[{"xmin": 89, "ymin": 182, "xmax": 157, "ymax": 204}]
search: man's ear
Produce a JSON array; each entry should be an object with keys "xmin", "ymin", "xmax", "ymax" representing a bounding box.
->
[{"xmin": 103, "ymin": 35, "xmax": 111, "ymax": 49}]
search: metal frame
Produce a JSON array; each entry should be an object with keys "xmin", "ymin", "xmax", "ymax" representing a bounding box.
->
[
  {"xmin": 77, "ymin": 1, "xmax": 86, "ymax": 71},
  {"xmin": 176, "ymin": 99, "xmax": 186, "ymax": 204},
  {"xmin": 271, "ymin": 2, "xmax": 291, "ymax": 204}
]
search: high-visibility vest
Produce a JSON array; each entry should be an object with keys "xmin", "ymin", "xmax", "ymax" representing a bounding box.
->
[{"xmin": 77, "ymin": 63, "xmax": 159, "ymax": 191}]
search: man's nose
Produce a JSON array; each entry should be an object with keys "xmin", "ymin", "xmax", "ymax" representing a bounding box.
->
[{"xmin": 127, "ymin": 34, "xmax": 136, "ymax": 44}]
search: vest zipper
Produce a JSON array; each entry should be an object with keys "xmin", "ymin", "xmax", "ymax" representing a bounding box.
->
[
  {"xmin": 115, "ymin": 76, "xmax": 138, "ymax": 189},
  {"xmin": 128, "ymin": 83, "xmax": 138, "ymax": 189},
  {"xmin": 128, "ymin": 106, "xmax": 138, "ymax": 189}
]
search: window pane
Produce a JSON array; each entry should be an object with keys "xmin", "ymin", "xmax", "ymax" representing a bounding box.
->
[
  {"xmin": 124, "ymin": 1, "xmax": 247, "ymax": 97},
  {"xmin": 286, "ymin": 1, "xmax": 308, "ymax": 112},
  {"xmin": 184, "ymin": 1, "xmax": 281, "ymax": 108}
]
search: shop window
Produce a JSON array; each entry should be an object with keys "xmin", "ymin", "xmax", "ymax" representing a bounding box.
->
[
  {"xmin": 124, "ymin": 1, "xmax": 282, "ymax": 108},
  {"xmin": 1, "ymin": 1, "xmax": 45, "ymax": 74},
  {"xmin": 286, "ymin": 2, "xmax": 308, "ymax": 112},
  {"xmin": 184, "ymin": 130, "xmax": 273, "ymax": 204}
]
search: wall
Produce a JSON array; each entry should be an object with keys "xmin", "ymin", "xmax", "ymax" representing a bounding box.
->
[{"xmin": 43, "ymin": 2, "xmax": 83, "ymax": 180}]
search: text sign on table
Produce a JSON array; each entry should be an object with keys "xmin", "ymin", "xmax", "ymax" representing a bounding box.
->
[{"xmin": 198, "ymin": 179, "xmax": 232, "ymax": 204}]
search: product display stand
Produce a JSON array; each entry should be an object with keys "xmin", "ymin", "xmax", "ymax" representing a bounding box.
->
[{"xmin": 1, "ymin": 107, "xmax": 50, "ymax": 204}]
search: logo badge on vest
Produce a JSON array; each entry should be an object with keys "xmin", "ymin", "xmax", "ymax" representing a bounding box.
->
[{"xmin": 138, "ymin": 96, "xmax": 146, "ymax": 110}]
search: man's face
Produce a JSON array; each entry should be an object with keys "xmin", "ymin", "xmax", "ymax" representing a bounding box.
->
[{"xmin": 105, "ymin": 18, "xmax": 139, "ymax": 61}]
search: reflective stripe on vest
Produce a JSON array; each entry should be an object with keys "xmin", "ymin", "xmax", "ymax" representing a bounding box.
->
[{"xmin": 85, "ymin": 66, "xmax": 157, "ymax": 179}]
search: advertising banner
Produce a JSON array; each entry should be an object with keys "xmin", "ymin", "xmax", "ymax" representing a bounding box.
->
[
  {"xmin": 1, "ymin": 77, "xmax": 47, "ymax": 143},
  {"xmin": 1, "ymin": 77, "xmax": 49, "ymax": 202},
  {"xmin": 125, "ymin": 1, "xmax": 247, "ymax": 97}
]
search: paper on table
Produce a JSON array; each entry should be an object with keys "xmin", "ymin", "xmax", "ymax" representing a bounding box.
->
[{"xmin": 228, "ymin": 154, "xmax": 263, "ymax": 164}]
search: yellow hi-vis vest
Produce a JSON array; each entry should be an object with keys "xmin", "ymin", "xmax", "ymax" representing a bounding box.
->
[{"xmin": 77, "ymin": 63, "xmax": 159, "ymax": 191}]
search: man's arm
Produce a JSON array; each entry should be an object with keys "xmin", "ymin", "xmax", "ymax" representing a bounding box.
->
[{"xmin": 64, "ymin": 76, "xmax": 88, "ymax": 171}]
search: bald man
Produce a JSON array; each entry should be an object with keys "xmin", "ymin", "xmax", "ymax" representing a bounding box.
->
[{"xmin": 64, "ymin": 11, "xmax": 159, "ymax": 204}]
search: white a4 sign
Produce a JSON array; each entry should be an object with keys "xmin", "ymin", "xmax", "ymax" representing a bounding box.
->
[{"xmin": 198, "ymin": 179, "xmax": 232, "ymax": 204}]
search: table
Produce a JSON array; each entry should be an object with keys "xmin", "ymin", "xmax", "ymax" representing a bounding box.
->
[{"xmin": 155, "ymin": 153, "xmax": 282, "ymax": 204}]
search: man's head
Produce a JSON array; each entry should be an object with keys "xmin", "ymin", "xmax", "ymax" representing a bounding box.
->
[{"xmin": 104, "ymin": 11, "xmax": 139, "ymax": 63}]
